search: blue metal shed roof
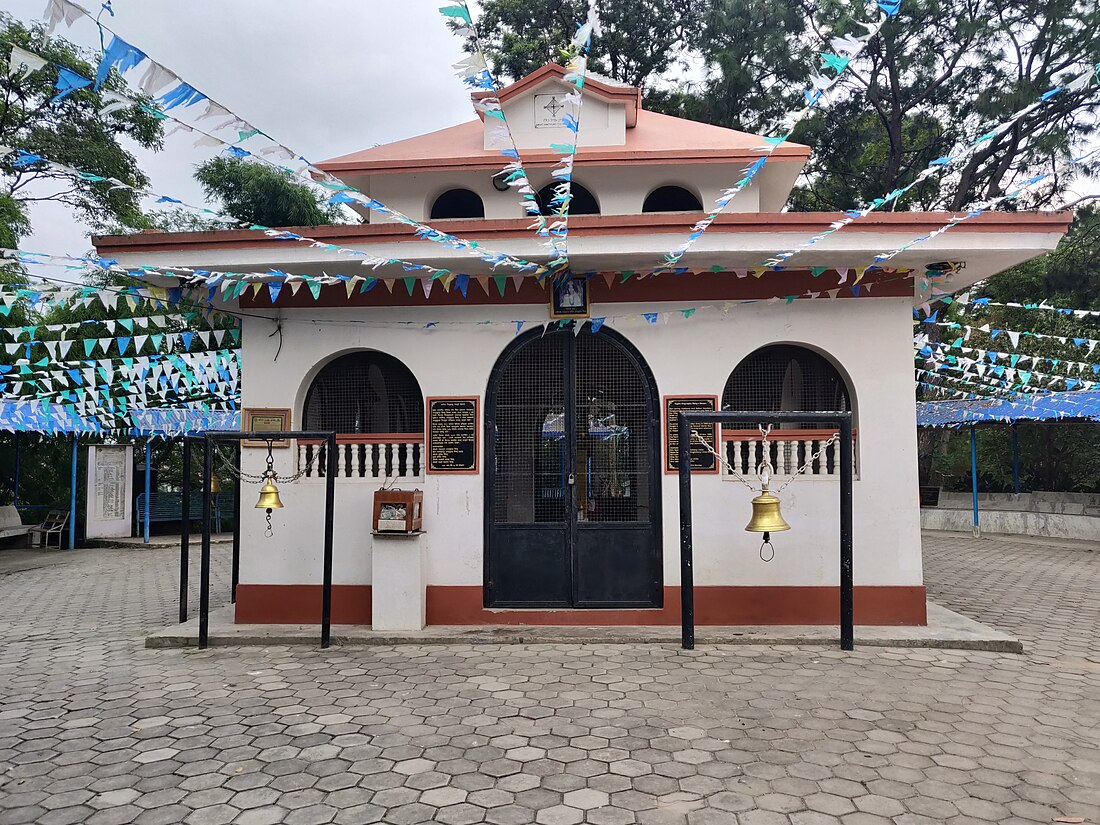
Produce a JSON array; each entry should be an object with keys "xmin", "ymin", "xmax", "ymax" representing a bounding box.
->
[{"xmin": 916, "ymin": 390, "xmax": 1100, "ymax": 427}]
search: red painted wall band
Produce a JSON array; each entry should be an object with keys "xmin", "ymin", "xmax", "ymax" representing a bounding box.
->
[{"xmin": 234, "ymin": 584, "xmax": 927, "ymax": 626}]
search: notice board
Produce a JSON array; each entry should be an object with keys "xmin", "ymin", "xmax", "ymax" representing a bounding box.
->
[
  {"xmin": 664, "ymin": 395, "xmax": 720, "ymax": 474},
  {"xmin": 427, "ymin": 397, "xmax": 480, "ymax": 474}
]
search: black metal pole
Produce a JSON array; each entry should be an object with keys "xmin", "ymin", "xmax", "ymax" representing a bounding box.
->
[
  {"xmin": 321, "ymin": 433, "xmax": 336, "ymax": 648},
  {"xmin": 839, "ymin": 417, "xmax": 854, "ymax": 651},
  {"xmin": 232, "ymin": 444, "xmax": 241, "ymax": 603},
  {"xmin": 677, "ymin": 414, "xmax": 695, "ymax": 650},
  {"xmin": 199, "ymin": 437, "xmax": 212, "ymax": 649},
  {"xmin": 179, "ymin": 439, "xmax": 191, "ymax": 624}
]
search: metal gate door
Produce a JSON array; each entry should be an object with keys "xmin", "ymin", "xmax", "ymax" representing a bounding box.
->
[{"xmin": 485, "ymin": 325, "xmax": 662, "ymax": 608}]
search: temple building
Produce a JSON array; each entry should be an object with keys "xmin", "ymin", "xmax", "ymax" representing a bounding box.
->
[{"xmin": 95, "ymin": 64, "xmax": 1069, "ymax": 630}]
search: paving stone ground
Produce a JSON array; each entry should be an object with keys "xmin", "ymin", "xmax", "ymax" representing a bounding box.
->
[{"xmin": 0, "ymin": 532, "xmax": 1097, "ymax": 825}]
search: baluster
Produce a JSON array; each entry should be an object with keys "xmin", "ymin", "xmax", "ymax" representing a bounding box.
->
[
  {"xmin": 341, "ymin": 444, "xmax": 349, "ymax": 478},
  {"xmin": 412, "ymin": 442, "xmax": 422, "ymax": 478},
  {"xmin": 804, "ymin": 439, "xmax": 814, "ymax": 475},
  {"xmin": 355, "ymin": 443, "xmax": 364, "ymax": 478},
  {"xmin": 385, "ymin": 443, "xmax": 394, "ymax": 479},
  {"xmin": 398, "ymin": 443, "xmax": 408, "ymax": 478},
  {"xmin": 318, "ymin": 443, "xmax": 326, "ymax": 478},
  {"xmin": 774, "ymin": 440, "xmax": 785, "ymax": 476}
]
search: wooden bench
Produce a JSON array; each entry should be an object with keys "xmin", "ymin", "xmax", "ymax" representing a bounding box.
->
[
  {"xmin": 0, "ymin": 505, "xmax": 35, "ymax": 542},
  {"xmin": 137, "ymin": 492, "xmax": 236, "ymax": 533}
]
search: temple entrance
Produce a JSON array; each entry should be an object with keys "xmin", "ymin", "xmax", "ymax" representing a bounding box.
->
[{"xmin": 485, "ymin": 324, "xmax": 662, "ymax": 608}]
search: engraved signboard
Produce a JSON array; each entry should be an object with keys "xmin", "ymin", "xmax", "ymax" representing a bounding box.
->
[
  {"xmin": 663, "ymin": 396, "xmax": 720, "ymax": 474},
  {"xmin": 534, "ymin": 93, "xmax": 567, "ymax": 128},
  {"xmin": 427, "ymin": 397, "xmax": 480, "ymax": 474},
  {"xmin": 85, "ymin": 445, "xmax": 133, "ymax": 538},
  {"xmin": 95, "ymin": 447, "xmax": 127, "ymax": 520}
]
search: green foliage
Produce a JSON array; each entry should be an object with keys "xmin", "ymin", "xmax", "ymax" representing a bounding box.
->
[
  {"xmin": 469, "ymin": 0, "xmax": 703, "ymax": 89},
  {"xmin": 476, "ymin": 0, "xmax": 1100, "ymax": 211},
  {"xmin": 920, "ymin": 423, "xmax": 1100, "ymax": 493},
  {"xmin": 977, "ymin": 206, "xmax": 1100, "ymax": 311},
  {"xmin": 193, "ymin": 156, "xmax": 342, "ymax": 228},
  {"xmin": 0, "ymin": 14, "xmax": 164, "ymax": 243}
]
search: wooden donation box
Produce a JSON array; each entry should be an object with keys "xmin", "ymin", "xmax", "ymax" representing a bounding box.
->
[{"xmin": 372, "ymin": 489, "xmax": 423, "ymax": 534}]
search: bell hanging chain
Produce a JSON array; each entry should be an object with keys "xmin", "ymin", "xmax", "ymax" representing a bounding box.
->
[
  {"xmin": 690, "ymin": 432, "xmax": 755, "ymax": 491},
  {"xmin": 214, "ymin": 443, "xmax": 323, "ymax": 485}
]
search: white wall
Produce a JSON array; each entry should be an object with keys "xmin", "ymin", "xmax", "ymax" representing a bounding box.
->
[
  {"xmin": 238, "ymin": 296, "xmax": 923, "ymax": 592},
  {"xmin": 495, "ymin": 84, "xmax": 624, "ymax": 150},
  {"xmin": 369, "ymin": 163, "xmax": 762, "ymax": 222}
]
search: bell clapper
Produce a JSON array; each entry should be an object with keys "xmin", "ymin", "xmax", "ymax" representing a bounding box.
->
[
  {"xmin": 253, "ymin": 440, "xmax": 285, "ymax": 538},
  {"xmin": 759, "ymin": 531, "xmax": 775, "ymax": 563}
]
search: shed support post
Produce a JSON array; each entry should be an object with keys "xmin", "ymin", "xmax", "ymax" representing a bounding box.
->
[
  {"xmin": 199, "ymin": 437, "xmax": 212, "ymax": 649},
  {"xmin": 180, "ymin": 439, "xmax": 191, "ymax": 624},
  {"xmin": 970, "ymin": 425, "xmax": 981, "ymax": 537},
  {"xmin": 13, "ymin": 431, "xmax": 21, "ymax": 507},
  {"xmin": 68, "ymin": 434, "xmax": 77, "ymax": 550},
  {"xmin": 1011, "ymin": 424, "xmax": 1020, "ymax": 496},
  {"xmin": 143, "ymin": 441, "xmax": 151, "ymax": 545}
]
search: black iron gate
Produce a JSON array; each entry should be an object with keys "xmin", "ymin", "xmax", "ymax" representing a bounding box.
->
[{"xmin": 485, "ymin": 324, "xmax": 662, "ymax": 608}]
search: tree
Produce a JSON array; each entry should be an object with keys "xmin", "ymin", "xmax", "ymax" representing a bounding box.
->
[
  {"xmin": 470, "ymin": 0, "xmax": 703, "ymax": 90},
  {"xmin": 0, "ymin": 14, "xmax": 164, "ymax": 245},
  {"xmin": 193, "ymin": 156, "xmax": 343, "ymax": 228},
  {"xmin": 791, "ymin": 0, "xmax": 1100, "ymax": 211},
  {"xmin": 477, "ymin": 0, "xmax": 1100, "ymax": 213}
]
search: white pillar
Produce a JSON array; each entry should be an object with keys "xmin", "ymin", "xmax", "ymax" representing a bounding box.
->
[{"xmin": 370, "ymin": 536, "xmax": 427, "ymax": 630}]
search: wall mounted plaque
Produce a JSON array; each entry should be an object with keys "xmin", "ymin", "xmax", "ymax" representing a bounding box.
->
[
  {"xmin": 664, "ymin": 395, "xmax": 720, "ymax": 474},
  {"xmin": 427, "ymin": 397, "xmax": 480, "ymax": 474}
]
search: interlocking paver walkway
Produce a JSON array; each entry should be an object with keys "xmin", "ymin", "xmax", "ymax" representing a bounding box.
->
[{"xmin": 0, "ymin": 532, "xmax": 1097, "ymax": 824}]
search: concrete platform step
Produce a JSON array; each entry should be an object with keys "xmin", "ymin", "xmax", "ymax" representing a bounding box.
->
[{"xmin": 147, "ymin": 601, "xmax": 1022, "ymax": 653}]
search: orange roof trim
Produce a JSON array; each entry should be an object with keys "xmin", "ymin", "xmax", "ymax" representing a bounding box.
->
[{"xmin": 94, "ymin": 211, "xmax": 1072, "ymax": 256}]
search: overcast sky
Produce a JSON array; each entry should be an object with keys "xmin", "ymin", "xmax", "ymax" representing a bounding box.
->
[{"xmin": 6, "ymin": 0, "xmax": 476, "ymax": 256}]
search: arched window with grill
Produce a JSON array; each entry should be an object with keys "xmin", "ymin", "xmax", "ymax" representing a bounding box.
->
[
  {"xmin": 721, "ymin": 345, "xmax": 853, "ymax": 477},
  {"xmin": 535, "ymin": 181, "xmax": 600, "ymax": 216},
  {"xmin": 642, "ymin": 185, "xmax": 703, "ymax": 213},
  {"xmin": 430, "ymin": 188, "xmax": 485, "ymax": 220},
  {"xmin": 301, "ymin": 351, "xmax": 425, "ymax": 481}
]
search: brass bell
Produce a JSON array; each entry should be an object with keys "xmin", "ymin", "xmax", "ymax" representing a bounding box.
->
[
  {"xmin": 255, "ymin": 477, "xmax": 284, "ymax": 512},
  {"xmin": 210, "ymin": 475, "xmax": 223, "ymax": 495},
  {"xmin": 745, "ymin": 490, "xmax": 791, "ymax": 538}
]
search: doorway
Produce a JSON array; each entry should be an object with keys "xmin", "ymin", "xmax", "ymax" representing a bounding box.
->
[{"xmin": 485, "ymin": 324, "xmax": 662, "ymax": 608}]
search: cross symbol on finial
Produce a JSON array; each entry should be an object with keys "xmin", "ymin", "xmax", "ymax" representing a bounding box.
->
[{"xmin": 543, "ymin": 97, "xmax": 565, "ymax": 117}]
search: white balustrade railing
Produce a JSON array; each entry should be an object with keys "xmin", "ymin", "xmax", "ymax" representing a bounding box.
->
[
  {"xmin": 298, "ymin": 435, "xmax": 425, "ymax": 482},
  {"xmin": 721, "ymin": 430, "xmax": 855, "ymax": 480}
]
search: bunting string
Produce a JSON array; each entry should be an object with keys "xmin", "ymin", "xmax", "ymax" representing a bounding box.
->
[
  {"xmin": 19, "ymin": 2, "xmax": 550, "ymax": 276},
  {"xmin": 764, "ymin": 61, "xmax": 1100, "ymax": 267},
  {"xmin": 658, "ymin": 0, "xmax": 901, "ymax": 273},
  {"xmin": 438, "ymin": 3, "xmax": 550, "ymax": 240},
  {"xmin": 915, "ymin": 336, "xmax": 1100, "ymax": 377},
  {"xmin": 947, "ymin": 293, "xmax": 1100, "ymax": 320},
  {"xmin": 919, "ymin": 321, "xmax": 1100, "ymax": 355},
  {"xmin": 539, "ymin": 0, "xmax": 601, "ymax": 277},
  {"xmin": 870, "ymin": 144, "xmax": 1100, "ymax": 266}
]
